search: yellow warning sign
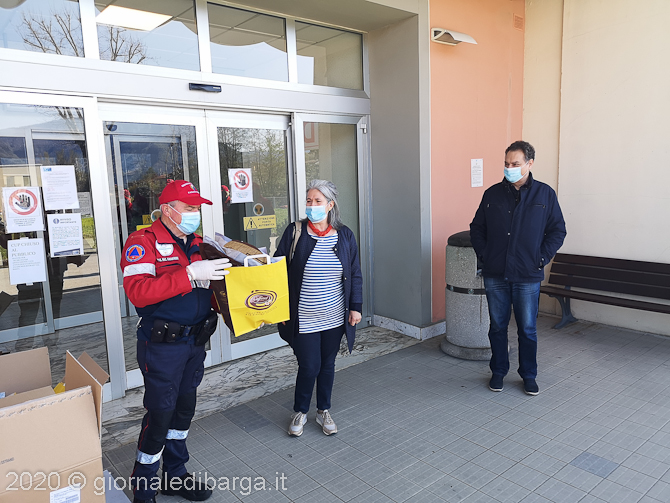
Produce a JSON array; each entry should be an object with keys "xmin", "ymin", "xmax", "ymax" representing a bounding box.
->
[
  {"xmin": 243, "ymin": 215, "xmax": 277, "ymax": 231},
  {"xmin": 142, "ymin": 214, "xmax": 152, "ymax": 225}
]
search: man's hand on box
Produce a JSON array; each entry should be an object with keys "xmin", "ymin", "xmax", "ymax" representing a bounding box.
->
[{"xmin": 187, "ymin": 258, "xmax": 231, "ymax": 281}]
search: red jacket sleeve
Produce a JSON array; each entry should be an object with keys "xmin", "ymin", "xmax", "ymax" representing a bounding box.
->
[{"xmin": 121, "ymin": 232, "xmax": 193, "ymax": 308}]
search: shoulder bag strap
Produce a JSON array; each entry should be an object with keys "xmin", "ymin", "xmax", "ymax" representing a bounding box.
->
[{"xmin": 288, "ymin": 220, "xmax": 302, "ymax": 265}]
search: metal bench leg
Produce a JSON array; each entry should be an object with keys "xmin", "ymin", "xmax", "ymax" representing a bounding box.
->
[{"xmin": 552, "ymin": 296, "xmax": 578, "ymax": 329}]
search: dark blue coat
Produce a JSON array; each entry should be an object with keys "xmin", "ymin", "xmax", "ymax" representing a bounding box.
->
[
  {"xmin": 470, "ymin": 173, "xmax": 567, "ymax": 283},
  {"xmin": 275, "ymin": 220, "xmax": 363, "ymax": 352}
]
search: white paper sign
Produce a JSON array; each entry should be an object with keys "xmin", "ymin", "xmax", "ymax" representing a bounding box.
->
[
  {"xmin": 8, "ymin": 238, "xmax": 47, "ymax": 285},
  {"xmin": 47, "ymin": 213, "xmax": 84, "ymax": 257},
  {"xmin": 41, "ymin": 165, "xmax": 80, "ymax": 210},
  {"xmin": 471, "ymin": 158, "xmax": 484, "ymax": 188},
  {"xmin": 76, "ymin": 192, "xmax": 92, "ymax": 216},
  {"xmin": 2, "ymin": 186, "xmax": 44, "ymax": 233},
  {"xmin": 50, "ymin": 485, "xmax": 81, "ymax": 503},
  {"xmin": 228, "ymin": 168, "xmax": 253, "ymax": 203}
]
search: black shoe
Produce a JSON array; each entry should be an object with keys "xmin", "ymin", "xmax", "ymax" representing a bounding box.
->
[
  {"xmin": 523, "ymin": 378, "xmax": 539, "ymax": 396},
  {"xmin": 162, "ymin": 473, "xmax": 213, "ymax": 501},
  {"xmin": 133, "ymin": 498, "xmax": 156, "ymax": 503},
  {"xmin": 488, "ymin": 375, "xmax": 504, "ymax": 392}
]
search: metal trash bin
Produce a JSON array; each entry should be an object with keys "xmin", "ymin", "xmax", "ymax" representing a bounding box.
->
[{"xmin": 440, "ymin": 231, "xmax": 491, "ymax": 360}]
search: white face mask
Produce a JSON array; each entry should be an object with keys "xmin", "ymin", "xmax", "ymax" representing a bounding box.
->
[{"xmin": 504, "ymin": 161, "xmax": 528, "ymax": 183}]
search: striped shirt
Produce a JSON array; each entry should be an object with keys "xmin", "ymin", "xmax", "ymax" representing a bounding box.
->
[{"xmin": 298, "ymin": 233, "xmax": 345, "ymax": 334}]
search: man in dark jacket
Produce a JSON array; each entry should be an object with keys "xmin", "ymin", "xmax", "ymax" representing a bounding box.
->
[{"xmin": 470, "ymin": 141, "xmax": 566, "ymax": 396}]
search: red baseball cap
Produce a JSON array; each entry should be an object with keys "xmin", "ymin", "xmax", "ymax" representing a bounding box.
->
[{"xmin": 159, "ymin": 180, "xmax": 212, "ymax": 206}]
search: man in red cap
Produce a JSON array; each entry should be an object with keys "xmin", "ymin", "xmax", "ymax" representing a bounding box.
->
[{"xmin": 121, "ymin": 180, "xmax": 230, "ymax": 503}]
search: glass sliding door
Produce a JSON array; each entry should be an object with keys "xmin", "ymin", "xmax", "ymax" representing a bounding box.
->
[
  {"xmin": 294, "ymin": 114, "xmax": 371, "ymax": 328},
  {"xmin": 206, "ymin": 111, "xmax": 293, "ymax": 360},
  {"xmin": 0, "ymin": 99, "xmax": 108, "ymax": 382},
  {"xmin": 97, "ymin": 105, "xmax": 218, "ymax": 389}
]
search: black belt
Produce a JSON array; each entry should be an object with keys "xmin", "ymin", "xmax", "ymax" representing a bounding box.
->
[
  {"xmin": 447, "ymin": 284, "xmax": 486, "ymax": 295},
  {"xmin": 150, "ymin": 312, "xmax": 218, "ymax": 345}
]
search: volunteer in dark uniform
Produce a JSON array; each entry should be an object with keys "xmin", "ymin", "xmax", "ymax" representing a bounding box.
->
[{"xmin": 122, "ymin": 181, "xmax": 231, "ymax": 503}]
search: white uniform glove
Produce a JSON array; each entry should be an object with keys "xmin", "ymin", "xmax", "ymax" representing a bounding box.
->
[{"xmin": 186, "ymin": 258, "xmax": 231, "ymax": 281}]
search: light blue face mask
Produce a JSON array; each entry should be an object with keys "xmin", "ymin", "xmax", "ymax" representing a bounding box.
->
[
  {"xmin": 170, "ymin": 207, "xmax": 201, "ymax": 234},
  {"xmin": 504, "ymin": 161, "xmax": 528, "ymax": 183},
  {"xmin": 305, "ymin": 204, "xmax": 328, "ymax": 224}
]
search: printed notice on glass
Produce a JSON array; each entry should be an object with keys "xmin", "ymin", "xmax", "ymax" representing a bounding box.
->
[
  {"xmin": 47, "ymin": 213, "xmax": 84, "ymax": 257},
  {"xmin": 2, "ymin": 186, "xmax": 44, "ymax": 233},
  {"xmin": 8, "ymin": 238, "xmax": 47, "ymax": 285},
  {"xmin": 228, "ymin": 168, "xmax": 253, "ymax": 203},
  {"xmin": 41, "ymin": 165, "xmax": 80, "ymax": 210},
  {"xmin": 471, "ymin": 158, "xmax": 484, "ymax": 188},
  {"xmin": 76, "ymin": 192, "xmax": 92, "ymax": 216}
]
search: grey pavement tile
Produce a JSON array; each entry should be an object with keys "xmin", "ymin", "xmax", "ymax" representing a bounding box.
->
[
  {"xmin": 470, "ymin": 450, "xmax": 517, "ymax": 475},
  {"xmin": 534, "ymin": 478, "xmax": 587, "ymax": 503},
  {"xmin": 459, "ymin": 490, "xmax": 498, "ymax": 503},
  {"xmin": 637, "ymin": 441, "xmax": 670, "ymax": 464},
  {"xmin": 622, "ymin": 453, "xmax": 670, "ymax": 480},
  {"xmin": 553, "ymin": 430, "xmax": 598, "ymax": 450},
  {"xmin": 426, "ymin": 473, "xmax": 477, "ymax": 502},
  {"xmin": 375, "ymin": 474, "xmax": 423, "ymax": 503},
  {"xmin": 403, "ymin": 489, "xmax": 448, "ymax": 503},
  {"xmin": 600, "ymin": 429, "xmax": 647, "ymax": 452},
  {"xmin": 461, "ymin": 427, "xmax": 506, "ymax": 449},
  {"xmin": 524, "ymin": 418, "xmax": 568, "ymax": 439},
  {"xmin": 376, "ymin": 448, "xmax": 420, "ymax": 472},
  {"xmin": 606, "ymin": 465, "xmax": 657, "ymax": 494},
  {"xmin": 589, "ymin": 479, "xmax": 644, "ymax": 503},
  {"xmin": 349, "ymin": 488, "xmax": 396, "ymax": 503},
  {"xmin": 444, "ymin": 437, "xmax": 488, "ymax": 461},
  {"xmin": 569, "ymin": 420, "xmax": 612, "ymax": 441},
  {"xmin": 397, "ymin": 437, "xmax": 440, "ymax": 460},
  {"xmin": 293, "ymin": 486, "xmax": 343, "ymax": 503},
  {"xmin": 224, "ymin": 404, "xmax": 272, "ymax": 432},
  {"xmin": 501, "ymin": 463, "xmax": 551, "ymax": 491},
  {"xmin": 479, "ymin": 475, "xmax": 532, "ymax": 503},
  {"xmin": 481, "ymin": 418, "xmax": 524, "ymax": 438},
  {"xmin": 489, "ymin": 438, "xmax": 536, "ymax": 462},
  {"xmin": 586, "ymin": 440, "xmax": 634, "ymax": 465},
  {"xmin": 569, "ymin": 452, "xmax": 619, "ymax": 478},
  {"xmin": 647, "ymin": 480, "xmax": 670, "ymax": 502},
  {"xmin": 553, "ymin": 463, "xmax": 603, "ymax": 492},
  {"xmin": 351, "ymin": 459, "xmax": 395, "ymax": 486},
  {"xmin": 508, "ymin": 429, "xmax": 552, "ymax": 450},
  {"xmin": 299, "ymin": 458, "xmax": 349, "ymax": 485},
  {"xmin": 398, "ymin": 461, "xmax": 446, "ymax": 488},
  {"xmin": 518, "ymin": 494, "xmax": 553, "ymax": 503},
  {"xmin": 449, "ymin": 462, "xmax": 498, "ymax": 489},
  {"xmin": 419, "ymin": 426, "xmax": 462, "ymax": 448},
  {"xmin": 322, "ymin": 474, "xmax": 372, "ymax": 502},
  {"xmin": 423, "ymin": 449, "xmax": 468, "ymax": 473}
]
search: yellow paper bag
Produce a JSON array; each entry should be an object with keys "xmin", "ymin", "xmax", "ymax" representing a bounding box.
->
[{"xmin": 225, "ymin": 255, "xmax": 290, "ymax": 337}]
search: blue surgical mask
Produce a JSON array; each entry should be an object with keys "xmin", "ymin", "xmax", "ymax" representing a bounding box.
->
[
  {"xmin": 170, "ymin": 208, "xmax": 201, "ymax": 235},
  {"xmin": 504, "ymin": 162, "xmax": 528, "ymax": 183},
  {"xmin": 305, "ymin": 205, "xmax": 328, "ymax": 224}
]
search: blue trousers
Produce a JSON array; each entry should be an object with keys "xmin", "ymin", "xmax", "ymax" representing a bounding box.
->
[
  {"xmin": 292, "ymin": 325, "xmax": 344, "ymax": 413},
  {"xmin": 484, "ymin": 277, "xmax": 541, "ymax": 380},
  {"xmin": 131, "ymin": 340, "xmax": 205, "ymax": 500}
]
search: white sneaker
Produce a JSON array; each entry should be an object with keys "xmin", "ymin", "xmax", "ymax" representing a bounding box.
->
[
  {"xmin": 288, "ymin": 412, "xmax": 307, "ymax": 436},
  {"xmin": 316, "ymin": 409, "xmax": 337, "ymax": 435}
]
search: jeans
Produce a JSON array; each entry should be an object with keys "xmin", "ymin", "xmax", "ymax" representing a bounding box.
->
[
  {"xmin": 292, "ymin": 325, "xmax": 345, "ymax": 413},
  {"xmin": 484, "ymin": 277, "xmax": 541, "ymax": 379}
]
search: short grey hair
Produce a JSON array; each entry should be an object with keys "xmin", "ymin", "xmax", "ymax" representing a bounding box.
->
[{"xmin": 307, "ymin": 179, "xmax": 343, "ymax": 230}]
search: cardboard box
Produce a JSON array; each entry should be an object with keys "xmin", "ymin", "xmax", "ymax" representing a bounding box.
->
[{"xmin": 0, "ymin": 347, "xmax": 109, "ymax": 503}]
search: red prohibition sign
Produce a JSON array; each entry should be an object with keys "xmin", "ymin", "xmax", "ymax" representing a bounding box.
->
[
  {"xmin": 233, "ymin": 170, "xmax": 250, "ymax": 190},
  {"xmin": 9, "ymin": 189, "xmax": 38, "ymax": 216}
]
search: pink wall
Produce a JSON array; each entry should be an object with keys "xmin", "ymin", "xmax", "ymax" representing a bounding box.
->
[{"xmin": 430, "ymin": 0, "xmax": 525, "ymax": 322}]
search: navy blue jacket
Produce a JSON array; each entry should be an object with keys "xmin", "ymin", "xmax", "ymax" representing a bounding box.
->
[
  {"xmin": 470, "ymin": 173, "xmax": 567, "ymax": 283},
  {"xmin": 275, "ymin": 221, "xmax": 363, "ymax": 352}
]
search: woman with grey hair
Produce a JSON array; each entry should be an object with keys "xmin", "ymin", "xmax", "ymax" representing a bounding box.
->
[{"xmin": 275, "ymin": 179, "xmax": 363, "ymax": 437}]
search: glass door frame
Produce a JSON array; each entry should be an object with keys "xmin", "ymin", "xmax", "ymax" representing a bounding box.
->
[
  {"xmin": 292, "ymin": 113, "xmax": 373, "ymax": 328},
  {"xmin": 0, "ymin": 89, "xmax": 121, "ymax": 401},
  {"xmin": 96, "ymin": 104, "xmax": 224, "ymax": 393},
  {"xmin": 204, "ymin": 110, "xmax": 295, "ymax": 361}
]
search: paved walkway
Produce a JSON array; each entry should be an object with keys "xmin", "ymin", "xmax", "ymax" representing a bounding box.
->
[{"xmin": 104, "ymin": 315, "xmax": 670, "ymax": 502}]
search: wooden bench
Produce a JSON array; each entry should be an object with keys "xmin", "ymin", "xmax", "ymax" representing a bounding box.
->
[{"xmin": 540, "ymin": 253, "xmax": 670, "ymax": 329}]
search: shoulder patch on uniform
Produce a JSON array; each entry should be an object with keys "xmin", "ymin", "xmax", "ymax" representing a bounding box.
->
[{"xmin": 126, "ymin": 244, "xmax": 146, "ymax": 263}]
